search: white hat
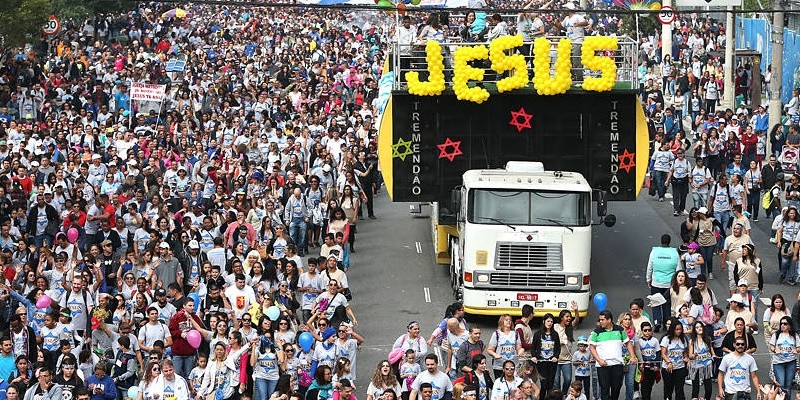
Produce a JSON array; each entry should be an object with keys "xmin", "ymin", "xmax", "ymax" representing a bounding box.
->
[
  {"xmin": 92, "ymin": 154, "xmax": 102, "ymax": 160},
  {"xmin": 30, "ymin": 161, "xmax": 39, "ymax": 167},
  {"xmin": 322, "ymin": 164, "xmax": 332, "ymax": 172},
  {"xmin": 737, "ymin": 279, "xmax": 748, "ymax": 287},
  {"xmin": 158, "ymin": 242, "xmax": 170, "ymax": 249},
  {"xmin": 727, "ymin": 293, "xmax": 745, "ymax": 303},
  {"xmin": 188, "ymin": 240, "xmax": 200, "ymax": 249},
  {"xmin": 697, "ymin": 206, "xmax": 708, "ymax": 214}
]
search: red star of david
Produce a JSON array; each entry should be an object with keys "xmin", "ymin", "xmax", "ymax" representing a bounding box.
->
[
  {"xmin": 619, "ymin": 148, "xmax": 636, "ymax": 173},
  {"xmin": 509, "ymin": 107, "xmax": 533, "ymax": 132},
  {"xmin": 437, "ymin": 137, "xmax": 463, "ymax": 162}
]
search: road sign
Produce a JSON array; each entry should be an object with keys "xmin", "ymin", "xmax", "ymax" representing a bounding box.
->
[
  {"xmin": 41, "ymin": 15, "xmax": 60, "ymax": 36},
  {"xmin": 675, "ymin": 0, "xmax": 739, "ymax": 6},
  {"xmin": 658, "ymin": 6, "xmax": 675, "ymax": 25}
]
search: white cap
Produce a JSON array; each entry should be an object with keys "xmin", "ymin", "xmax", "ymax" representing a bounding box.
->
[
  {"xmin": 30, "ymin": 161, "xmax": 40, "ymax": 167},
  {"xmin": 322, "ymin": 164, "xmax": 332, "ymax": 172},
  {"xmin": 727, "ymin": 293, "xmax": 745, "ymax": 303},
  {"xmin": 188, "ymin": 240, "xmax": 200, "ymax": 249},
  {"xmin": 737, "ymin": 279, "xmax": 748, "ymax": 287},
  {"xmin": 159, "ymin": 242, "xmax": 170, "ymax": 249},
  {"xmin": 92, "ymin": 154, "xmax": 102, "ymax": 160}
]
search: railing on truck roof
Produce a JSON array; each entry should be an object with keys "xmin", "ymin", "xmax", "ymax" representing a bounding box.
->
[{"xmin": 389, "ymin": 35, "xmax": 638, "ymax": 91}]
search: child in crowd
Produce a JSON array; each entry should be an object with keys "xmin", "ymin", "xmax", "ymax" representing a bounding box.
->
[
  {"xmin": 571, "ymin": 336, "xmax": 592, "ymax": 400},
  {"xmin": 188, "ymin": 353, "xmax": 208, "ymax": 398},
  {"xmin": 399, "ymin": 349, "xmax": 420, "ymax": 400}
]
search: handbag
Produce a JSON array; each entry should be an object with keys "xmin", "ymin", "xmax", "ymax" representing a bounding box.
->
[
  {"xmin": 648, "ymin": 177, "xmax": 657, "ymax": 196},
  {"xmin": 342, "ymin": 287, "xmax": 353, "ymax": 301}
]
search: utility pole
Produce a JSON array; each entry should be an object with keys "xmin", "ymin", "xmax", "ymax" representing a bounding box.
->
[
  {"xmin": 768, "ymin": 0, "xmax": 784, "ymax": 156},
  {"xmin": 723, "ymin": 5, "xmax": 736, "ymax": 110},
  {"xmin": 662, "ymin": 0, "xmax": 672, "ymax": 63}
]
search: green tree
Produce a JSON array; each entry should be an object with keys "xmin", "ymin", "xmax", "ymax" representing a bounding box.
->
[{"xmin": 0, "ymin": 0, "xmax": 51, "ymax": 48}]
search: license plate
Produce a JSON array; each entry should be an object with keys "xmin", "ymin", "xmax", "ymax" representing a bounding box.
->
[{"xmin": 517, "ymin": 293, "xmax": 538, "ymax": 301}]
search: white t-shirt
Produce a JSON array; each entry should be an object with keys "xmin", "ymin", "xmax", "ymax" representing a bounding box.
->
[
  {"xmin": 411, "ymin": 371, "xmax": 453, "ymax": 400},
  {"xmin": 718, "ymin": 352, "xmax": 757, "ymax": 394},
  {"xmin": 224, "ymin": 285, "xmax": 257, "ymax": 318}
]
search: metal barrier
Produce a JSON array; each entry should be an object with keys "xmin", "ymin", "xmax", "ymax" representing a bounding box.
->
[{"xmin": 390, "ymin": 36, "xmax": 638, "ymax": 91}]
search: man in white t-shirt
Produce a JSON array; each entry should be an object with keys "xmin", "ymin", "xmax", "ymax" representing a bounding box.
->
[
  {"xmin": 410, "ymin": 354, "xmax": 453, "ymax": 400},
  {"xmin": 224, "ymin": 273, "xmax": 257, "ymax": 319}
]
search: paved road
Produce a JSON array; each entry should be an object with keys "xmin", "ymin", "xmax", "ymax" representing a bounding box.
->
[{"xmin": 346, "ymin": 185, "xmax": 796, "ymax": 397}]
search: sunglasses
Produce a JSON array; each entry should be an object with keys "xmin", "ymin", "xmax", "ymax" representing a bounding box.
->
[{"xmin": 734, "ymin": 343, "xmax": 746, "ymax": 347}]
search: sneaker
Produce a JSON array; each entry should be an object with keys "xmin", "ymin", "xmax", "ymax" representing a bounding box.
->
[
  {"xmin": 685, "ymin": 377, "xmax": 693, "ymax": 385},
  {"xmin": 790, "ymin": 280, "xmax": 797, "ymax": 286},
  {"xmin": 659, "ymin": 197, "xmax": 665, "ymax": 202},
  {"xmin": 770, "ymin": 237, "xmax": 778, "ymax": 243},
  {"xmin": 708, "ymin": 273, "xmax": 715, "ymax": 280},
  {"xmin": 752, "ymin": 330, "xmax": 758, "ymax": 335},
  {"xmin": 674, "ymin": 211, "xmax": 679, "ymax": 216},
  {"xmin": 754, "ymin": 218, "xmax": 759, "ymax": 222},
  {"xmin": 633, "ymin": 391, "xmax": 641, "ymax": 399},
  {"xmin": 682, "ymin": 210, "xmax": 689, "ymax": 215}
]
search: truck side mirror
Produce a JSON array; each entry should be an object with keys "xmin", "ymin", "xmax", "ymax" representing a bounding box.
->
[
  {"xmin": 595, "ymin": 190, "xmax": 607, "ymax": 217},
  {"xmin": 451, "ymin": 187, "xmax": 463, "ymax": 221}
]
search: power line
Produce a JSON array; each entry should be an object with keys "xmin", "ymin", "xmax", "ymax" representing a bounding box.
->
[{"xmin": 116, "ymin": 0, "xmax": 800, "ymax": 15}]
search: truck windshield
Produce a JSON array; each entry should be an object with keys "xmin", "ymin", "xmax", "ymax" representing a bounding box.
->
[{"xmin": 467, "ymin": 189, "xmax": 590, "ymax": 226}]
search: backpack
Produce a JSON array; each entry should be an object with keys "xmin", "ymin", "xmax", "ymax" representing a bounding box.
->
[{"xmin": 699, "ymin": 303, "xmax": 715, "ymax": 325}]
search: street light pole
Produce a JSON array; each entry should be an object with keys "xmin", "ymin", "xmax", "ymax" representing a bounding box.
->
[
  {"xmin": 768, "ymin": 0, "xmax": 784, "ymax": 153},
  {"xmin": 723, "ymin": 5, "xmax": 736, "ymax": 110}
]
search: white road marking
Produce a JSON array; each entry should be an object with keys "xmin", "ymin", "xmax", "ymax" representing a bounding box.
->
[
  {"xmin": 415, "ymin": 241, "xmax": 422, "ymax": 254},
  {"xmin": 424, "ymin": 287, "xmax": 431, "ymax": 303}
]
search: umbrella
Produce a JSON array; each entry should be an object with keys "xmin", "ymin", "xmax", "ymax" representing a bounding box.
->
[{"xmin": 161, "ymin": 8, "xmax": 189, "ymax": 19}]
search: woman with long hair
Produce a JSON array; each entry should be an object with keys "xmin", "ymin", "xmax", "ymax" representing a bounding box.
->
[
  {"xmin": 669, "ymin": 270, "xmax": 692, "ymax": 317},
  {"xmin": 366, "ymin": 360, "xmax": 402, "ymax": 400},
  {"xmin": 200, "ymin": 342, "xmax": 239, "ymax": 400},
  {"xmin": 251, "ymin": 334, "xmax": 281, "ymax": 400},
  {"xmin": 554, "ymin": 307, "xmax": 577, "ymax": 395},
  {"xmin": 688, "ymin": 321, "xmax": 714, "ymax": 400},
  {"xmin": 721, "ymin": 317, "xmax": 757, "ymax": 354},
  {"xmin": 769, "ymin": 316, "xmax": 800, "ymax": 398},
  {"xmin": 487, "ymin": 315, "xmax": 522, "ymax": 378},
  {"xmin": 531, "ymin": 313, "xmax": 560, "ymax": 397},
  {"xmin": 136, "ymin": 360, "xmax": 162, "ymax": 400},
  {"xmin": 763, "ymin": 294, "xmax": 790, "ymax": 342},
  {"xmin": 660, "ymin": 317, "xmax": 689, "ymax": 400},
  {"xmin": 732, "ymin": 243, "xmax": 763, "ymax": 316},
  {"xmin": 338, "ymin": 185, "xmax": 360, "ymax": 253},
  {"xmin": 616, "ymin": 312, "xmax": 637, "ymax": 400},
  {"xmin": 426, "ymin": 302, "xmax": 466, "ymax": 346}
]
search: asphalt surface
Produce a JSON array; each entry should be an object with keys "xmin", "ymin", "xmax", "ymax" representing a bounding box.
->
[{"xmin": 346, "ymin": 183, "xmax": 798, "ymax": 397}]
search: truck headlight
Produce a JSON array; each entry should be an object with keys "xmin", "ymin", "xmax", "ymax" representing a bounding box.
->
[
  {"xmin": 567, "ymin": 276, "xmax": 580, "ymax": 285},
  {"xmin": 476, "ymin": 273, "xmax": 489, "ymax": 283}
]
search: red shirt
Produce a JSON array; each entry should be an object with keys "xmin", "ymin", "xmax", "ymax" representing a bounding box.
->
[{"xmin": 103, "ymin": 203, "xmax": 116, "ymax": 228}]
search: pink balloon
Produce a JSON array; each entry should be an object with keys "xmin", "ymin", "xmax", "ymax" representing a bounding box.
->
[
  {"xmin": 36, "ymin": 294, "xmax": 52, "ymax": 309},
  {"xmin": 67, "ymin": 228, "xmax": 79, "ymax": 244},
  {"xmin": 187, "ymin": 329, "xmax": 202, "ymax": 349}
]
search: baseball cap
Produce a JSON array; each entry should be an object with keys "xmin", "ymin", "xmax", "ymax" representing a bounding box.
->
[
  {"xmin": 737, "ymin": 279, "xmax": 748, "ymax": 287},
  {"xmin": 155, "ymin": 288, "xmax": 167, "ymax": 296},
  {"xmin": 158, "ymin": 242, "xmax": 170, "ymax": 249},
  {"xmin": 188, "ymin": 240, "xmax": 200, "ymax": 249}
]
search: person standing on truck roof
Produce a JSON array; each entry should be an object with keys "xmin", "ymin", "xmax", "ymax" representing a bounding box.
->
[{"xmin": 646, "ymin": 234, "xmax": 680, "ymax": 333}]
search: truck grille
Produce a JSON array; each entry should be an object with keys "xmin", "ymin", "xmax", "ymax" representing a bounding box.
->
[
  {"xmin": 495, "ymin": 242, "xmax": 562, "ymax": 270},
  {"xmin": 488, "ymin": 272, "xmax": 566, "ymax": 287}
]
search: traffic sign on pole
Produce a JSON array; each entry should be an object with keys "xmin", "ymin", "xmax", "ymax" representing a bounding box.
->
[
  {"xmin": 658, "ymin": 6, "xmax": 675, "ymax": 25},
  {"xmin": 41, "ymin": 15, "xmax": 60, "ymax": 36}
]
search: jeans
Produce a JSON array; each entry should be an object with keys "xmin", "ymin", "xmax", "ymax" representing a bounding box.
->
[
  {"xmin": 173, "ymin": 354, "xmax": 195, "ymax": 380},
  {"xmin": 692, "ymin": 191, "xmax": 708, "ymax": 210},
  {"xmin": 662, "ymin": 367, "xmax": 687, "ymax": 400},
  {"xmin": 554, "ymin": 363, "xmax": 573, "ymax": 394},
  {"xmin": 746, "ymin": 188, "xmax": 761, "ymax": 220},
  {"xmin": 650, "ymin": 286, "xmax": 671, "ymax": 327},
  {"xmin": 538, "ymin": 361, "xmax": 557, "ymax": 399},
  {"xmin": 34, "ymin": 233, "xmax": 54, "ymax": 249},
  {"xmin": 624, "ymin": 364, "xmax": 636, "ymax": 400},
  {"xmin": 597, "ymin": 364, "xmax": 624, "ymax": 400},
  {"xmin": 672, "ymin": 180, "xmax": 689, "ymax": 213},
  {"xmin": 254, "ymin": 377, "xmax": 279, "ymax": 400},
  {"xmin": 714, "ymin": 211, "xmax": 730, "ymax": 249},
  {"xmin": 779, "ymin": 253, "xmax": 797, "ymax": 283},
  {"xmin": 289, "ymin": 219, "xmax": 308, "ymax": 253},
  {"xmin": 691, "ymin": 376, "xmax": 712, "ymax": 400},
  {"xmin": 773, "ymin": 360, "xmax": 796, "ymax": 399},
  {"xmin": 639, "ymin": 368, "xmax": 657, "ymax": 400},
  {"xmin": 653, "ymin": 170, "xmax": 669, "ymax": 199},
  {"xmin": 700, "ymin": 245, "xmax": 714, "ymax": 276}
]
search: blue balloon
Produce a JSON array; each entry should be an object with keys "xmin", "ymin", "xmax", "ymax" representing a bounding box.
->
[
  {"xmin": 127, "ymin": 386, "xmax": 139, "ymax": 399},
  {"xmin": 593, "ymin": 293, "xmax": 608, "ymax": 312},
  {"xmin": 298, "ymin": 332, "xmax": 315, "ymax": 353},
  {"xmin": 403, "ymin": 0, "xmax": 412, "ymax": 4},
  {"xmin": 188, "ymin": 293, "xmax": 201, "ymax": 313},
  {"xmin": 266, "ymin": 306, "xmax": 281, "ymax": 321},
  {"xmin": 602, "ymin": 0, "xmax": 612, "ymax": 4}
]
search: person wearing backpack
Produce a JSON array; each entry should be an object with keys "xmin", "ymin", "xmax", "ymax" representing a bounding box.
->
[{"xmin": 707, "ymin": 173, "xmax": 733, "ymax": 242}]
